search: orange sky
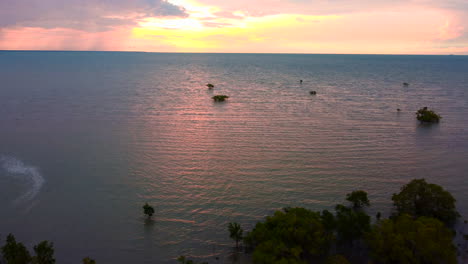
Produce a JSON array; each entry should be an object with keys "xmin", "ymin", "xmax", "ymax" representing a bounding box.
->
[{"xmin": 0, "ymin": 0, "xmax": 467, "ymax": 54}]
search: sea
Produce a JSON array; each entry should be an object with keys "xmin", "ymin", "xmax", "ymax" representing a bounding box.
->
[{"xmin": 0, "ymin": 51, "xmax": 467, "ymax": 263}]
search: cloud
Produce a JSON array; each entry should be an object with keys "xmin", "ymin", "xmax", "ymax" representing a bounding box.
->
[
  {"xmin": 0, "ymin": 0, "xmax": 467, "ymax": 54},
  {"xmin": 0, "ymin": 0, "xmax": 188, "ymax": 31},
  {"xmin": 192, "ymin": 0, "xmax": 410, "ymax": 17},
  {"xmin": 213, "ymin": 11, "xmax": 244, "ymax": 20}
]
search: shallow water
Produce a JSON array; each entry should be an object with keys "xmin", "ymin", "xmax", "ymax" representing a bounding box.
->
[{"xmin": 0, "ymin": 52, "xmax": 467, "ymax": 263}]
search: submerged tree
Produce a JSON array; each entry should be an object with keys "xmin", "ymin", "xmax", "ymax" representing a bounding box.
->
[
  {"xmin": 228, "ymin": 222, "xmax": 243, "ymax": 249},
  {"xmin": 367, "ymin": 214, "xmax": 456, "ymax": 264},
  {"xmin": 32, "ymin": 241, "xmax": 55, "ymax": 264},
  {"xmin": 392, "ymin": 179, "xmax": 459, "ymax": 226},
  {"xmin": 143, "ymin": 203, "xmax": 155, "ymax": 218},
  {"xmin": 416, "ymin": 107, "xmax": 441, "ymax": 123},
  {"xmin": 1, "ymin": 234, "xmax": 31, "ymax": 264},
  {"xmin": 212, "ymin": 95, "xmax": 229, "ymax": 102},
  {"xmin": 345, "ymin": 190, "xmax": 370, "ymax": 210}
]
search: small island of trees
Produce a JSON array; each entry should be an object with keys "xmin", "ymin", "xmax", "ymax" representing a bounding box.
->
[
  {"xmin": 212, "ymin": 95, "xmax": 229, "ymax": 102},
  {"xmin": 416, "ymin": 107, "xmax": 441, "ymax": 123}
]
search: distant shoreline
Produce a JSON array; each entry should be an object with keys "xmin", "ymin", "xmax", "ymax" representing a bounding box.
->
[{"xmin": 0, "ymin": 50, "xmax": 466, "ymax": 56}]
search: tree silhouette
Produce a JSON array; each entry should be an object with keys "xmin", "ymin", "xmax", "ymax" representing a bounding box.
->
[
  {"xmin": 1, "ymin": 234, "xmax": 31, "ymax": 264},
  {"xmin": 228, "ymin": 222, "xmax": 243, "ymax": 249},
  {"xmin": 82, "ymin": 257, "xmax": 96, "ymax": 264},
  {"xmin": 392, "ymin": 179, "xmax": 459, "ymax": 226},
  {"xmin": 32, "ymin": 241, "xmax": 55, "ymax": 264},
  {"xmin": 346, "ymin": 190, "xmax": 370, "ymax": 210},
  {"xmin": 143, "ymin": 203, "xmax": 155, "ymax": 218}
]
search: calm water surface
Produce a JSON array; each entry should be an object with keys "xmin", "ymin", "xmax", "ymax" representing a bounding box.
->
[{"xmin": 0, "ymin": 52, "xmax": 467, "ymax": 263}]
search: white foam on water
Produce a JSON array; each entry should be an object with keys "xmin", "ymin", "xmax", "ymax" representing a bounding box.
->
[{"xmin": 0, "ymin": 155, "xmax": 45, "ymax": 205}]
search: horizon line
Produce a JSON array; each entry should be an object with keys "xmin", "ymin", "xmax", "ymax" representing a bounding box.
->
[{"xmin": 0, "ymin": 49, "xmax": 465, "ymax": 56}]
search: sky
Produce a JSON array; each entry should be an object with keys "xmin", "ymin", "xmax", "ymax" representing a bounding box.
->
[{"xmin": 0, "ymin": 0, "xmax": 467, "ymax": 54}]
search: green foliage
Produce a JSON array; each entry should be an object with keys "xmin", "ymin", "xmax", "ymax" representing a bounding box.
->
[
  {"xmin": 320, "ymin": 210, "xmax": 336, "ymax": 234},
  {"xmin": 345, "ymin": 190, "xmax": 370, "ymax": 209},
  {"xmin": 177, "ymin": 256, "xmax": 193, "ymax": 264},
  {"xmin": 1, "ymin": 234, "xmax": 31, "ymax": 264},
  {"xmin": 416, "ymin": 107, "xmax": 441, "ymax": 123},
  {"xmin": 32, "ymin": 241, "xmax": 55, "ymax": 264},
  {"xmin": 212, "ymin": 95, "xmax": 229, "ymax": 102},
  {"xmin": 228, "ymin": 222, "xmax": 243, "ymax": 248},
  {"xmin": 335, "ymin": 204, "xmax": 370, "ymax": 244},
  {"xmin": 177, "ymin": 256, "xmax": 208, "ymax": 264},
  {"xmin": 367, "ymin": 214, "xmax": 456, "ymax": 264},
  {"xmin": 325, "ymin": 255, "xmax": 350, "ymax": 264},
  {"xmin": 82, "ymin": 257, "xmax": 96, "ymax": 264},
  {"xmin": 206, "ymin": 83, "xmax": 214, "ymax": 88},
  {"xmin": 244, "ymin": 207, "xmax": 333, "ymax": 264},
  {"xmin": 143, "ymin": 203, "xmax": 155, "ymax": 218},
  {"xmin": 392, "ymin": 179, "xmax": 459, "ymax": 226}
]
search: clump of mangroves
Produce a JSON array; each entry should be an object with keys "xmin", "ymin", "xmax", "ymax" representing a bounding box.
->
[
  {"xmin": 416, "ymin": 107, "xmax": 441, "ymax": 123},
  {"xmin": 212, "ymin": 95, "xmax": 229, "ymax": 102},
  {"xmin": 179, "ymin": 178, "xmax": 465, "ymax": 264}
]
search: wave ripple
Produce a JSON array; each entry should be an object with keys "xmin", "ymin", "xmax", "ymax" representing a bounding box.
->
[{"xmin": 0, "ymin": 155, "xmax": 45, "ymax": 205}]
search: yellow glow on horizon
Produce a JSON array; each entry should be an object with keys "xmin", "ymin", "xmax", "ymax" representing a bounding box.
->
[
  {"xmin": 0, "ymin": 0, "xmax": 466, "ymax": 54},
  {"xmin": 133, "ymin": 14, "xmax": 339, "ymax": 51}
]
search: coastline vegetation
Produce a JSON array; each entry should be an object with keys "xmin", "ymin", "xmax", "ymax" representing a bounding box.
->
[
  {"xmin": 2, "ymin": 179, "xmax": 464, "ymax": 264},
  {"xmin": 229, "ymin": 179, "xmax": 462, "ymax": 264},
  {"xmin": 0, "ymin": 234, "xmax": 96, "ymax": 264}
]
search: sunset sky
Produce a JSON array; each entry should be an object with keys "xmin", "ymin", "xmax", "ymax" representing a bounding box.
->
[{"xmin": 0, "ymin": 0, "xmax": 467, "ymax": 54}]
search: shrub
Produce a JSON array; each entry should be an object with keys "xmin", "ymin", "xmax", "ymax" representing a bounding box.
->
[
  {"xmin": 346, "ymin": 190, "xmax": 370, "ymax": 210},
  {"xmin": 244, "ymin": 207, "xmax": 333, "ymax": 263},
  {"xmin": 228, "ymin": 222, "xmax": 243, "ymax": 248},
  {"xmin": 212, "ymin": 95, "xmax": 229, "ymax": 102},
  {"xmin": 143, "ymin": 203, "xmax": 155, "ymax": 218},
  {"xmin": 367, "ymin": 215, "xmax": 456, "ymax": 264},
  {"xmin": 392, "ymin": 179, "xmax": 459, "ymax": 226},
  {"xmin": 416, "ymin": 107, "xmax": 441, "ymax": 123}
]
